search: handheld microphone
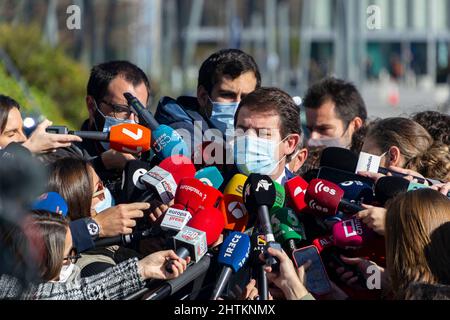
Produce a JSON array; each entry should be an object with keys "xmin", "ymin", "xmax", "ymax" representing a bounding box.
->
[
  {"xmin": 119, "ymin": 160, "xmax": 153, "ymax": 203},
  {"xmin": 375, "ymin": 176, "xmax": 450, "ymax": 205},
  {"xmin": 243, "ymin": 174, "xmax": 277, "ymax": 242},
  {"xmin": 146, "ymin": 254, "xmax": 211, "ymax": 300},
  {"xmin": 151, "ymin": 125, "xmax": 190, "ymax": 160},
  {"xmin": 270, "ymin": 207, "xmax": 306, "ymax": 254},
  {"xmin": 219, "ymin": 174, "xmax": 249, "ymax": 232},
  {"xmin": 166, "ymin": 207, "xmax": 225, "ymax": 272},
  {"xmin": 312, "ymin": 234, "xmax": 334, "ymax": 253},
  {"xmin": 338, "ymin": 180, "xmax": 375, "ymax": 205},
  {"xmin": 273, "ymin": 181, "xmax": 286, "ymax": 212},
  {"xmin": 320, "ymin": 147, "xmax": 358, "ymax": 172},
  {"xmin": 305, "ymin": 179, "xmax": 363, "ymax": 215},
  {"xmin": 285, "ymin": 176, "xmax": 309, "ymax": 213},
  {"xmin": 211, "ymin": 232, "xmax": 251, "ymax": 300},
  {"xmin": 71, "ymin": 123, "xmax": 151, "ymax": 154},
  {"xmin": 175, "ymin": 177, "xmax": 223, "ymax": 213},
  {"xmin": 332, "ymin": 216, "xmax": 376, "ymax": 249},
  {"xmin": 140, "ymin": 155, "xmax": 196, "ymax": 204},
  {"xmin": 94, "ymin": 227, "xmax": 159, "ymax": 247},
  {"xmin": 195, "ymin": 166, "xmax": 224, "ymax": 189},
  {"xmin": 124, "ymin": 92, "xmax": 160, "ymax": 130},
  {"xmin": 159, "ymin": 204, "xmax": 193, "ymax": 234}
]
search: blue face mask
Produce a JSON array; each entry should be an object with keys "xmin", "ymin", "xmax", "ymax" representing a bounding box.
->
[
  {"xmin": 208, "ymin": 97, "xmax": 239, "ymax": 135},
  {"xmin": 234, "ymin": 135, "xmax": 288, "ymax": 176},
  {"xmin": 100, "ymin": 116, "xmax": 136, "ymax": 150},
  {"xmin": 93, "ymin": 187, "xmax": 115, "ymax": 214}
]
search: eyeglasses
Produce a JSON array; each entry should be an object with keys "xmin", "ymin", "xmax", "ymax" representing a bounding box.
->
[
  {"xmin": 100, "ymin": 100, "xmax": 136, "ymax": 120},
  {"xmin": 63, "ymin": 248, "xmax": 81, "ymax": 264}
]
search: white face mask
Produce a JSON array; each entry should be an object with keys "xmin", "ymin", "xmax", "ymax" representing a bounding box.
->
[
  {"xmin": 58, "ymin": 262, "xmax": 75, "ymax": 283},
  {"xmin": 307, "ymin": 137, "xmax": 346, "ymax": 148},
  {"xmin": 208, "ymin": 97, "xmax": 239, "ymax": 135}
]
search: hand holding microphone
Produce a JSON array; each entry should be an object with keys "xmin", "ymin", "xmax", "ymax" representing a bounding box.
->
[
  {"xmin": 356, "ymin": 204, "xmax": 387, "ymax": 235},
  {"xmin": 137, "ymin": 249, "xmax": 191, "ymax": 280},
  {"xmin": 23, "ymin": 119, "xmax": 82, "ymax": 153}
]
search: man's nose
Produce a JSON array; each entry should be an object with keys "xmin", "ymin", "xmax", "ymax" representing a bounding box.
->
[{"xmin": 310, "ymin": 131, "xmax": 321, "ymax": 140}]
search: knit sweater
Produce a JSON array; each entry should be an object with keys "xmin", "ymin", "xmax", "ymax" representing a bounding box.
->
[{"xmin": 0, "ymin": 258, "xmax": 146, "ymax": 300}]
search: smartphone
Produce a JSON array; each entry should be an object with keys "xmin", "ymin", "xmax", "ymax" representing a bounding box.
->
[
  {"xmin": 46, "ymin": 126, "xmax": 69, "ymax": 134},
  {"xmin": 292, "ymin": 245, "xmax": 332, "ymax": 295},
  {"xmin": 318, "ymin": 166, "xmax": 374, "ymax": 187}
]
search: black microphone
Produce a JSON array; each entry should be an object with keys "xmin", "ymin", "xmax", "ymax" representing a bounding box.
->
[
  {"xmin": 94, "ymin": 227, "xmax": 159, "ymax": 247},
  {"xmin": 124, "ymin": 92, "xmax": 160, "ymax": 131},
  {"xmin": 243, "ymin": 174, "xmax": 277, "ymax": 243},
  {"xmin": 145, "ymin": 254, "xmax": 211, "ymax": 300},
  {"xmin": 320, "ymin": 147, "xmax": 358, "ymax": 172}
]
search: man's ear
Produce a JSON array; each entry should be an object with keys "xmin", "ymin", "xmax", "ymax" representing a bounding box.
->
[
  {"xmin": 290, "ymin": 148, "xmax": 308, "ymax": 173},
  {"xmin": 197, "ymin": 85, "xmax": 211, "ymax": 117},
  {"xmin": 284, "ymin": 134, "xmax": 301, "ymax": 156},
  {"xmin": 352, "ymin": 117, "xmax": 364, "ymax": 131},
  {"xmin": 387, "ymin": 146, "xmax": 403, "ymax": 167}
]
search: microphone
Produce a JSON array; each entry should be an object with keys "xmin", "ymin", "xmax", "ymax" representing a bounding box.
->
[
  {"xmin": 71, "ymin": 123, "xmax": 151, "ymax": 154},
  {"xmin": 219, "ymin": 174, "xmax": 249, "ymax": 232},
  {"xmin": 140, "ymin": 155, "xmax": 196, "ymax": 204},
  {"xmin": 243, "ymin": 174, "xmax": 277, "ymax": 242},
  {"xmin": 194, "ymin": 166, "xmax": 224, "ymax": 189},
  {"xmin": 273, "ymin": 181, "xmax": 286, "ymax": 212},
  {"xmin": 320, "ymin": 147, "xmax": 358, "ymax": 172},
  {"xmin": 146, "ymin": 254, "xmax": 211, "ymax": 300},
  {"xmin": 285, "ymin": 176, "xmax": 309, "ymax": 213},
  {"xmin": 159, "ymin": 204, "xmax": 193, "ymax": 234},
  {"xmin": 94, "ymin": 227, "xmax": 159, "ymax": 247},
  {"xmin": 119, "ymin": 160, "xmax": 153, "ymax": 203},
  {"xmin": 166, "ymin": 207, "xmax": 225, "ymax": 272},
  {"xmin": 270, "ymin": 207, "xmax": 306, "ymax": 254},
  {"xmin": 305, "ymin": 179, "xmax": 364, "ymax": 216},
  {"xmin": 210, "ymin": 232, "xmax": 251, "ymax": 300},
  {"xmin": 151, "ymin": 124, "xmax": 190, "ymax": 160},
  {"xmin": 332, "ymin": 216, "xmax": 376, "ymax": 249},
  {"xmin": 375, "ymin": 176, "xmax": 450, "ymax": 206},
  {"xmin": 312, "ymin": 234, "xmax": 335, "ymax": 253},
  {"xmin": 124, "ymin": 92, "xmax": 160, "ymax": 130},
  {"xmin": 338, "ymin": 180, "xmax": 375, "ymax": 205},
  {"xmin": 175, "ymin": 177, "xmax": 223, "ymax": 213}
]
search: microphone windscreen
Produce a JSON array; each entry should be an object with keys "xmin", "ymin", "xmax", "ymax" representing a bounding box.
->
[
  {"xmin": 375, "ymin": 176, "xmax": 409, "ymax": 205},
  {"xmin": 220, "ymin": 174, "xmax": 248, "ymax": 232},
  {"xmin": 305, "ymin": 179, "xmax": 344, "ymax": 216},
  {"xmin": 320, "ymin": 147, "xmax": 358, "ymax": 172},
  {"xmin": 270, "ymin": 208, "xmax": 306, "ymax": 243},
  {"xmin": 152, "ymin": 125, "xmax": 190, "ymax": 160},
  {"xmin": 175, "ymin": 178, "xmax": 209, "ymax": 214},
  {"xmin": 195, "ymin": 166, "xmax": 224, "ymax": 190},
  {"xmin": 109, "ymin": 123, "xmax": 151, "ymax": 153},
  {"xmin": 199, "ymin": 184, "xmax": 223, "ymax": 209},
  {"xmin": 273, "ymin": 181, "xmax": 286, "ymax": 211},
  {"xmin": 158, "ymin": 155, "xmax": 196, "ymax": 184},
  {"xmin": 339, "ymin": 180, "xmax": 375, "ymax": 204},
  {"xmin": 218, "ymin": 232, "xmax": 251, "ymax": 272},
  {"xmin": 31, "ymin": 192, "xmax": 68, "ymax": 217},
  {"xmin": 243, "ymin": 174, "xmax": 276, "ymax": 212},
  {"xmin": 285, "ymin": 176, "xmax": 309, "ymax": 213},
  {"xmin": 332, "ymin": 216, "xmax": 375, "ymax": 249},
  {"xmin": 187, "ymin": 207, "xmax": 225, "ymax": 246}
]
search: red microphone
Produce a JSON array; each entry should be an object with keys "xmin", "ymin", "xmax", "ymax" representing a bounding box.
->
[
  {"xmin": 187, "ymin": 207, "xmax": 225, "ymax": 246},
  {"xmin": 285, "ymin": 176, "xmax": 309, "ymax": 213},
  {"xmin": 158, "ymin": 155, "xmax": 197, "ymax": 184},
  {"xmin": 312, "ymin": 234, "xmax": 334, "ymax": 253},
  {"xmin": 71, "ymin": 123, "xmax": 151, "ymax": 154},
  {"xmin": 175, "ymin": 178, "xmax": 223, "ymax": 214},
  {"xmin": 305, "ymin": 179, "xmax": 363, "ymax": 216}
]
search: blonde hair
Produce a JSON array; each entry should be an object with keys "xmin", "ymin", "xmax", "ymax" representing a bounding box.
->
[
  {"xmin": 385, "ymin": 189, "xmax": 450, "ymax": 299},
  {"xmin": 366, "ymin": 117, "xmax": 450, "ymax": 180}
]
